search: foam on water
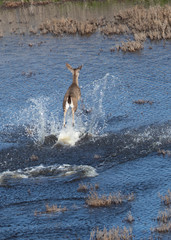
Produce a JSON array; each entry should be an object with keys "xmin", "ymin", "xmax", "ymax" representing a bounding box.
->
[
  {"xmin": 57, "ymin": 127, "xmax": 81, "ymax": 146},
  {"xmin": 0, "ymin": 163, "xmax": 98, "ymax": 185}
]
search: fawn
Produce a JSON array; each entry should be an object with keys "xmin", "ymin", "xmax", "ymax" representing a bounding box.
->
[{"xmin": 63, "ymin": 63, "xmax": 82, "ymax": 127}]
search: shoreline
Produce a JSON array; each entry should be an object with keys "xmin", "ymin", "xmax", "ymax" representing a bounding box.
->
[{"xmin": 0, "ymin": 1, "xmax": 171, "ymax": 52}]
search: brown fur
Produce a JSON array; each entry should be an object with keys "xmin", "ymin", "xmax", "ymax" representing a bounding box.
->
[{"xmin": 63, "ymin": 63, "xmax": 82, "ymax": 127}]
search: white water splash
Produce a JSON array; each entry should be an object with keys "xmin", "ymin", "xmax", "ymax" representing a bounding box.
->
[
  {"xmin": 57, "ymin": 127, "xmax": 81, "ymax": 146},
  {"xmin": 20, "ymin": 97, "xmax": 60, "ymax": 144},
  {"xmin": 0, "ymin": 164, "xmax": 98, "ymax": 185},
  {"xmin": 16, "ymin": 73, "xmax": 113, "ymax": 146}
]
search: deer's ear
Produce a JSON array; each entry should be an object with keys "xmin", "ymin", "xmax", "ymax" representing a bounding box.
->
[
  {"xmin": 78, "ymin": 65, "xmax": 83, "ymax": 71},
  {"xmin": 66, "ymin": 63, "xmax": 74, "ymax": 74}
]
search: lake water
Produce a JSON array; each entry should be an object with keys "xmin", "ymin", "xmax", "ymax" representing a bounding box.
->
[{"xmin": 0, "ymin": 32, "xmax": 171, "ymax": 239}]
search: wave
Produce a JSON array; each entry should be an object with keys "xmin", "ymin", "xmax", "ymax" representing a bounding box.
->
[
  {"xmin": 0, "ymin": 121, "xmax": 170, "ymax": 177},
  {"xmin": 0, "ymin": 164, "xmax": 98, "ymax": 185}
]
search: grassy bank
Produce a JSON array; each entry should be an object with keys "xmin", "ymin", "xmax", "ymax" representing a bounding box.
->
[
  {"xmin": 38, "ymin": 4, "xmax": 171, "ymax": 51},
  {"xmin": 0, "ymin": 0, "xmax": 171, "ymax": 52},
  {"xmin": 0, "ymin": 0, "xmax": 170, "ymax": 8}
]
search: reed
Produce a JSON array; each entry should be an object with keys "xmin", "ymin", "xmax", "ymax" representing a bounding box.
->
[
  {"xmin": 86, "ymin": 191, "xmax": 134, "ymax": 207},
  {"xmin": 120, "ymin": 40, "xmax": 144, "ymax": 52},
  {"xmin": 125, "ymin": 211, "xmax": 135, "ymax": 223},
  {"xmin": 90, "ymin": 226, "xmax": 133, "ymax": 240},
  {"xmin": 3, "ymin": 0, "xmax": 49, "ymax": 8},
  {"xmin": 157, "ymin": 149, "xmax": 171, "ymax": 157},
  {"xmin": 34, "ymin": 204, "xmax": 67, "ymax": 215},
  {"xmin": 77, "ymin": 183, "xmax": 89, "ymax": 192},
  {"xmin": 77, "ymin": 183, "xmax": 99, "ymax": 193},
  {"xmin": 38, "ymin": 4, "xmax": 171, "ymax": 42},
  {"xmin": 153, "ymin": 222, "xmax": 171, "ymax": 233},
  {"xmin": 45, "ymin": 204, "xmax": 67, "ymax": 213},
  {"xmin": 160, "ymin": 189, "xmax": 171, "ymax": 206},
  {"xmin": 157, "ymin": 209, "xmax": 171, "ymax": 223},
  {"xmin": 153, "ymin": 190, "xmax": 171, "ymax": 233}
]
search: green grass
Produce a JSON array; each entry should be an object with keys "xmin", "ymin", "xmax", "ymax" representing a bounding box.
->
[{"xmin": 1, "ymin": 0, "xmax": 170, "ymax": 8}]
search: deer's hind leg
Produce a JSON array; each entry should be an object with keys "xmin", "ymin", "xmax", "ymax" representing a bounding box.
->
[
  {"xmin": 63, "ymin": 108, "xmax": 67, "ymax": 127},
  {"xmin": 71, "ymin": 98, "xmax": 78, "ymax": 127},
  {"xmin": 72, "ymin": 108, "xmax": 75, "ymax": 126}
]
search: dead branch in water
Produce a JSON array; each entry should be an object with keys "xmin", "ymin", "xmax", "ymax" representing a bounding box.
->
[{"xmin": 133, "ymin": 99, "xmax": 154, "ymax": 105}]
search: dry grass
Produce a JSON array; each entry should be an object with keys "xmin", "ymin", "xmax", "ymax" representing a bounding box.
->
[
  {"xmin": 117, "ymin": 40, "xmax": 143, "ymax": 52},
  {"xmin": 86, "ymin": 191, "xmax": 122, "ymax": 207},
  {"xmin": 157, "ymin": 209, "xmax": 171, "ymax": 223},
  {"xmin": 116, "ymin": 5, "xmax": 171, "ymax": 51},
  {"xmin": 45, "ymin": 204, "xmax": 67, "ymax": 213},
  {"xmin": 157, "ymin": 149, "xmax": 171, "ymax": 157},
  {"xmin": 3, "ymin": 3, "xmax": 170, "ymax": 52},
  {"xmin": 77, "ymin": 183, "xmax": 89, "ymax": 193},
  {"xmin": 77, "ymin": 183, "xmax": 99, "ymax": 193},
  {"xmin": 127, "ymin": 193, "xmax": 135, "ymax": 202},
  {"xmin": 153, "ymin": 208, "xmax": 171, "ymax": 233},
  {"xmin": 3, "ymin": 0, "xmax": 49, "ymax": 8},
  {"xmin": 30, "ymin": 154, "xmax": 38, "ymax": 161},
  {"xmin": 39, "ymin": 18, "xmax": 98, "ymax": 36},
  {"xmin": 115, "ymin": 5, "xmax": 171, "ymax": 40},
  {"xmin": 125, "ymin": 211, "xmax": 135, "ymax": 223},
  {"xmin": 134, "ymin": 32, "xmax": 147, "ymax": 42},
  {"xmin": 153, "ymin": 222, "xmax": 171, "ymax": 233},
  {"xmin": 160, "ymin": 189, "xmax": 171, "ymax": 206},
  {"xmin": 38, "ymin": 5, "xmax": 171, "ymax": 43},
  {"xmin": 34, "ymin": 204, "xmax": 67, "ymax": 215},
  {"xmin": 2, "ymin": 1, "xmax": 171, "ymax": 52},
  {"xmin": 86, "ymin": 191, "xmax": 134, "ymax": 207},
  {"xmin": 153, "ymin": 190, "xmax": 171, "ymax": 233},
  {"xmin": 90, "ymin": 226, "xmax": 133, "ymax": 240}
]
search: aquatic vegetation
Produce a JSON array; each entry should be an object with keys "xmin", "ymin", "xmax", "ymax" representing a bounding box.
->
[
  {"xmin": 86, "ymin": 191, "xmax": 122, "ymax": 207},
  {"xmin": 37, "ymin": 4, "xmax": 171, "ymax": 52},
  {"xmin": 160, "ymin": 189, "xmax": 171, "ymax": 206},
  {"xmin": 77, "ymin": 183, "xmax": 89, "ymax": 192},
  {"xmin": 157, "ymin": 149, "xmax": 171, "ymax": 157},
  {"xmin": 153, "ymin": 190, "xmax": 171, "ymax": 233},
  {"xmin": 34, "ymin": 204, "xmax": 67, "ymax": 215},
  {"xmin": 118, "ymin": 40, "xmax": 144, "ymax": 52},
  {"xmin": 30, "ymin": 154, "xmax": 38, "ymax": 161},
  {"xmin": 86, "ymin": 191, "xmax": 134, "ymax": 207},
  {"xmin": 2, "ymin": 0, "xmax": 49, "ymax": 8},
  {"xmin": 1, "ymin": 0, "xmax": 171, "ymax": 52},
  {"xmin": 39, "ymin": 4, "xmax": 171, "ymax": 41},
  {"xmin": 157, "ymin": 209, "xmax": 171, "ymax": 223},
  {"xmin": 77, "ymin": 183, "xmax": 99, "ymax": 192},
  {"xmin": 90, "ymin": 226, "xmax": 133, "ymax": 240},
  {"xmin": 125, "ymin": 211, "xmax": 135, "ymax": 223},
  {"xmin": 45, "ymin": 204, "xmax": 67, "ymax": 213},
  {"xmin": 154, "ymin": 222, "xmax": 171, "ymax": 233}
]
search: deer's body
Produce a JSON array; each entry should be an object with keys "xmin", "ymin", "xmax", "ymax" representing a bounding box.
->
[{"xmin": 63, "ymin": 63, "xmax": 82, "ymax": 127}]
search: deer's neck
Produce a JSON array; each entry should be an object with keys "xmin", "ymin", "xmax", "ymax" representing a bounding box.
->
[{"xmin": 73, "ymin": 74, "xmax": 79, "ymax": 86}]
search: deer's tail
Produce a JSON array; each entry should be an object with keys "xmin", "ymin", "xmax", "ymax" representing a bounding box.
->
[{"xmin": 68, "ymin": 95, "xmax": 71, "ymax": 104}]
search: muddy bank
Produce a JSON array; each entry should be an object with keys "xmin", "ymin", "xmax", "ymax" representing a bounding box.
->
[{"xmin": 0, "ymin": 2, "xmax": 171, "ymax": 51}]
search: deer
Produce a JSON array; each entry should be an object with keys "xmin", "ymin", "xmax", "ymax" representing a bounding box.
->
[{"xmin": 63, "ymin": 63, "xmax": 83, "ymax": 127}]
